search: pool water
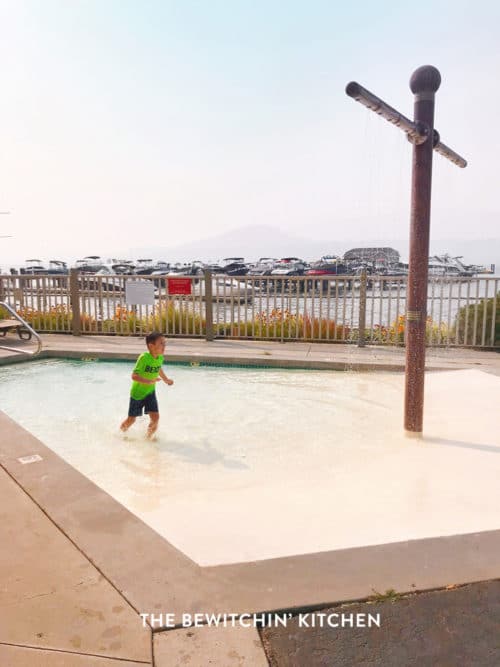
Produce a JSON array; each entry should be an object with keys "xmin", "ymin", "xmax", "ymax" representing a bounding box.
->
[
  {"xmin": 0, "ymin": 358, "xmax": 393, "ymax": 498},
  {"xmin": 1, "ymin": 359, "xmax": 499, "ymax": 565}
]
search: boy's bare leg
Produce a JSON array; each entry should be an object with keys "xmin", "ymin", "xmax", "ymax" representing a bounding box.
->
[
  {"xmin": 120, "ymin": 416, "xmax": 136, "ymax": 432},
  {"xmin": 146, "ymin": 413, "xmax": 160, "ymax": 439}
]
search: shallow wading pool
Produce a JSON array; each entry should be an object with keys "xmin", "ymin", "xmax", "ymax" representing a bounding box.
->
[{"xmin": 1, "ymin": 359, "xmax": 499, "ymax": 566}]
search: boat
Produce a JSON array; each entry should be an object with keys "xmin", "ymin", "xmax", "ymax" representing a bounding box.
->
[
  {"xmin": 19, "ymin": 260, "xmax": 69, "ymax": 289},
  {"xmin": 147, "ymin": 262, "xmax": 205, "ymax": 288},
  {"xmin": 428, "ymin": 254, "xmax": 480, "ymax": 277},
  {"xmin": 191, "ymin": 276, "xmax": 259, "ymax": 303},
  {"xmin": 134, "ymin": 258, "xmax": 172, "ymax": 275},
  {"xmin": 376, "ymin": 263, "xmax": 408, "ymax": 277},
  {"xmin": 134, "ymin": 259, "xmax": 157, "ymax": 275},
  {"xmin": 427, "ymin": 255, "xmax": 464, "ymax": 277},
  {"xmin": 271, "ymin": 258, "xmax": 308, "ymax": 276},
  {"xmin": 74, "ymin": 256, "xmax": 108, "ymax": 273},
  {"xmin": 225, "ymin": 263, "xmax": 249, "ymax": 277},
  {"xmin": 22, "ymin": 259, "xmax": 48, "ymax": 275},
  {"xmin": 48, "ymin": 260, "xmax": 68, "ymax": 275},
  {"xmin": 79, "ymin": 266, "xmax": 124, "ymax": 292},
  {"xmin": 110, "ymin": 262, "xmax": 136, "ymax": 275},
  {"xmin": 247, "ymin": 258, "xmax": 277, "ymax": 276},
  {"xmin": 306, "ymin": 255, "xmax": 350, "ymax": 276},
  {"xmin": 153, "ymin": 260, "xmax": 171, "ymax": 272},
  {"xmin": 220, "ymin": 257, "xmax": 245, "ymax": 266},
  {"xmin": 343, "ymin": 247, "xmax": 400, "ymax": 269},
  {"xmin": 164, "ymin": 262, "xmax": 202, "ymax": 275},
  {"xmin": 218, "ymin": 258, "xmax": 249, "ymax": 277},
  {"xmin": 203, "ymin": 261, "xmax": 223, "ymax": 272},
  {"xmin": 469, "ymin": 263, "xmax": 495, "ymax": 275}
]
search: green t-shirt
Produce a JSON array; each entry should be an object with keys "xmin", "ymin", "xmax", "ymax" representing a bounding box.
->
[{"xmin": 130, "ymin": 352, "xmax": 164, "ymax": 400}]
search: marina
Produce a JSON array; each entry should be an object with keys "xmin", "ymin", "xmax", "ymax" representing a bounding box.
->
[
  {"xmin": 1, "ymin": 270, "xmax": 498, "ymax": 347},
  {"xmin": 3, "ymin": 247, "xmax": 496, "ymax": 347},
  {"xmin": 3, "ymin": 246, "xmax": 495, "ymax": 279}
]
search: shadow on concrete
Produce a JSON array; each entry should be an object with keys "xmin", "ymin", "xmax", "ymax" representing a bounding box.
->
[
  {"xmin": 425, "ymin": 436, "xmax": 500, "ymax": 454},
  {"xmin": 157, "ymin": 437, "xmax": 249, "ymax": 469}
]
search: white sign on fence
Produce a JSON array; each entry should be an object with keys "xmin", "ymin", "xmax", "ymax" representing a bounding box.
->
[{"xmin": 125, "ymin": 281, "xmax": 155, "ymax": 305}]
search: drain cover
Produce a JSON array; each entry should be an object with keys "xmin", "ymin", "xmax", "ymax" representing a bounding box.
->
[{"xmin": 17, "ymin": 454, "xmax": 43, "ymax": 465}]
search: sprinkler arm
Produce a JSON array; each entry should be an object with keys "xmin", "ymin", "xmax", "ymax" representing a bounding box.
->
[{"xmin": 345, "ymin": 81, "xmax": 467, "ymax": 168}]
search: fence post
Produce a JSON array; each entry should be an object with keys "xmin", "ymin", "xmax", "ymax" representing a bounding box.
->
[
  {"xmin": 358, "ymin": 269, "xmax": 367, "ymax": 347},
  {"xmin": 69, "ymin": 269, "xmax": 81, "ymax": 336},
  {"xmin": 204, "ymin": 270, "xmax": 214, "ymax": 341}
]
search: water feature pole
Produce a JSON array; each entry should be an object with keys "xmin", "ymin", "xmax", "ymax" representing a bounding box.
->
[
  {"xmin": 405, "ymin": 67, "xmax": 439, "ymax": 435},
  {"xmin": 346, "ymin": 66, "xmax": 466, "ymax": 434}
]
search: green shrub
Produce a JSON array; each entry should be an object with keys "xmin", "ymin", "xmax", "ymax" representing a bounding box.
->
[{"xmin": 454, "ymin": 294, "xmax": 500, "ymax": 347}]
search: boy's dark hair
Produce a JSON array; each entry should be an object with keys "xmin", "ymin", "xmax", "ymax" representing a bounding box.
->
[{"xmin": 146, "ymin": 332, "xmax": 165, "ymax": 346}]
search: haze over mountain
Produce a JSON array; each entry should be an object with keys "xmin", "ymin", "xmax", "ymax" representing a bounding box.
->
[
  {"xmin": 127, "ymin": 225, "xmax": 499, "ymax": 272},
  {"xmin": 2, "ymin": 3, "xmax": 500, "ymax": 276}
]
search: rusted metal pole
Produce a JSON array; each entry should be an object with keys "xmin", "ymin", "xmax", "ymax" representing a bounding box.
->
[
  {"xmin": 346, "ymin": 67, "xmax": 466, "ymax": 435},
  {"xmin": 404, "ymin": 66, "xmax": 441, "ymax": 435}
]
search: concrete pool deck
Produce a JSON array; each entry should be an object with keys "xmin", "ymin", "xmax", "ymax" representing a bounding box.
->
[
  {"xmin": 1, "ymin": 334, "xmax": 499, "ymax": 665},
  {"xmin": 0, "ymin": 332, "xmax": 499, "ymax": 373}
]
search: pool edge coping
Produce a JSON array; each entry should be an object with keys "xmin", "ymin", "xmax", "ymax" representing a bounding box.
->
[{"xmin": 0, "ymin": 347, "xmax": 458, "ymax": 373}]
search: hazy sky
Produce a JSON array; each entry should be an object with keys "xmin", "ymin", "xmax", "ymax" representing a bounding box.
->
[{"xmin": 1, "ymin": 0, "xmax": 499, "ymax": 265}]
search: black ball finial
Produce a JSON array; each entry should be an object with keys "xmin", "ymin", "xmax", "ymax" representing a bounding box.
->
[{"xmin": 410, "ymin": 66, "xmax": 441, "ymax": 94}]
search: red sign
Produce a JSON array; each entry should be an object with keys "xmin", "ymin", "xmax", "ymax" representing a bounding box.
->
[{"xmin": 167, "ymin": 278, "xmax": 192, "ymax": 295}]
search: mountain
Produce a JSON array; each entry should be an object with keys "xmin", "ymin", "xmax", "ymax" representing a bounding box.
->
[
  {"xmin": 126, "ymin": 225, "xmax": 499, "ymax": 272},
  {"xmin": 127, "ymin": 225, "xmax": 323, "ymax": 263}
]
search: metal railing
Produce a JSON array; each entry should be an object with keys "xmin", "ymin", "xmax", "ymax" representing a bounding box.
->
[
  {"xmin": 0, "ymin": 301, "xmax": 43, "ymax": 355},
  {"xmin": 0, "ymin": 272, "xmax": 498, "ymax": 348}
]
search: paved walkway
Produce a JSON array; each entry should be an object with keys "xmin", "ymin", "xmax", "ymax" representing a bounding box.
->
[
  {"xmin": 0, "ymin": 456, "xmax": 268, "ymax": 666},
  {"xmin": 0, "ymin": 465, "xmax": 151, "ymax": 666},
  {"xmin": 1, "ymin": 333, "xmax": 499, "ymax": 374}
]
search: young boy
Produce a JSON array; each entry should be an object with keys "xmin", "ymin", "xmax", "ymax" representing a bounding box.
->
[{"xmin": 120, "ymin": 332, "xmax": 173, "ymax": 439}]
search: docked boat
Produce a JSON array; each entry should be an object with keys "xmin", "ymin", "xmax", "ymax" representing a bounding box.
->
[
  {"xmin": 135, "ymin": 259, "xmax": 176, "ymax": 275},
  {"xmin": 225, "ymin": 263, "xmax": 249, "ymax": 277},
  {"xmin": 306, "ymin": 255, "xmax": 350, "ymax": 276},
  {"xmin": 110, "ymin": 262, "xmax": 136, "ymax": 275},
  {"xmin": 164, "ymin": 262, "xmax": 202, "ymax": 275},
  {"xmin": 22, "ymin": 259, "xmax": 48, "ymax": 275},
  {"xmin": 191, "ymin": 276, "xmax": 259, "ymax": 303},
  {"xmin": 427, "ymin": 255, "xmax": 463, "ymax": 277},
  {"xmin": 220, "ymin": 257, "xmax": 244, "ymax": 266},
  {"xmin": 80, "ymin": 266, "xmax": 124, "ymax": 292},
  {"xmin": 148, "ymin": 262, "xmax": 204, "ymax": 288},
  {"xmin": 376, "ymin": 263, "xmax": 408, "ymax": 277},
  {"xmin": 428, "ymin": 254, "xmax": 478, "ymax": 277},
  {"xmin": 48, "ymin": 260, "xmax": 68, "ymax": 275},
  {"xmin": 218, "ymin": 258, "xmax": 249, "ymax": 277},
  {"xmin": 468, "ymin": 263, "xmax": 494, "ymax": 275},
  {"xmin": 343, "ymin": 247, "xmax": 400, "ymax": 271},
  {"xmin": 134, "ymin": 259, "xmax": 157, "ymax": 275},
  {"xmin": 247, "ymin": 258, "xmax": 277, "ymax": 276},
  {"xmin": 74, "ymin": 256, "xmax": 108, "ymax": 273},
  {"xmin": 153, "ymin": 260, "xmax": 171, "ymax": 272},
  {"xmin": 271, "ymin": 258, "xmax": 308, "ymax": 276},
  {"xmin": 203, "ymin": 260, "xmax": 223, "ymax": 272}
]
